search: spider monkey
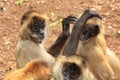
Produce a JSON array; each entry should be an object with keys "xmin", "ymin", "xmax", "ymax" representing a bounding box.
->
[
  {"xmin": 15, "ymin": 10, "xmax": 55, "ymax": 68},
  {"xmin": 65, "ymin": 9, "xmax": 119, "ymax": 80},
  {"xmin": 77, "ymin": 16, "xmax": 120, "ymax": 80},
  {"xmin": 53, "ymin": 9, "xmax": 120, "ymax": 80},
  {"xmin": 52, "ymin": 9, "xmax": 101, "ymax": 80},
  {"xmin": 15, "ymin": 10, "xmax": 79, "ymax": 69}
]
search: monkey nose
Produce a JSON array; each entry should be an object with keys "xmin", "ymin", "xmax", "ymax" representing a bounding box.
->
[
  {"xmin": 40, "ymin": 32, "xmax": 44, "ymax": 35},
  {"xmin": 39, "ymin": 29, "xmax": 44, "ymax": 35}
]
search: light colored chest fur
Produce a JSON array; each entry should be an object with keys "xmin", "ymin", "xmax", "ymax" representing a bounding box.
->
[{"xmin": 16, "ymin": 40, "xmax": 55, "ymax": 67}]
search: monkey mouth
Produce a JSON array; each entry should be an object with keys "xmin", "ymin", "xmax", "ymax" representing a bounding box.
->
[
  {"xmin": 38, "ymin": 39, "xmax": 43, "ymax": 43},
  {"xmin": 38, "ymin": 40, "xmax": 42, "ymax": 43},
  {"xmin": 37, "ymin": 35, "xmax": 45, "ymax": 43},
  {"xmin": 38, "ymin": 35, "xmax": 45, "ymax": 40}
]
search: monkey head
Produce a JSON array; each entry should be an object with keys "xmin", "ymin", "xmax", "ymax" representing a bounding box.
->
[
  {"xmin": 80, "ymin": 17, "xmax": 103, "ymax": 42},
  {"xmin": 23, "ymin": 59, "xmax": 53, "ymax": 80},
  {"xmin": 29, "ymin": 16, "xmax": 46, "ymax": 43},
  {"xmin": 62, "ymin": 62, "xmax": 82, "ymax": 80},
  {"xmin": 19, "ymin": 10, "xmax": 47, "ymax": 43},
  {"xmin": 53, "ymin": 55, "xmax": 86, "ymax": 80},
  {"xmin": 80, "ymin": 24, "xmax": 99, "ymax": 41}
]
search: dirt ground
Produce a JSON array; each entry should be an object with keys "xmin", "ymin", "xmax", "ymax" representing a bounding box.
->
[{"xmin": 0, "ymin": 0, "xmax": 120, "ymax": 79}]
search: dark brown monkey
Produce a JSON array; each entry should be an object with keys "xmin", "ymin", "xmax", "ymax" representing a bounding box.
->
[
  {"xmin": 15, "ymin": 10, "xmax": 55, "ymax": 68},
  {"xmin": 52, "ymin": 10, "xmax": 101, "ymax": 80},
  {"xmin": 4, "ymin": 59, "xmax": 54, "ymax": 80},
  {"xmin": 48, "ymin": 15, "xmax": 78, "ymax": 57}
]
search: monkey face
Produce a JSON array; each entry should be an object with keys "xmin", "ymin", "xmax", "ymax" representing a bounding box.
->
[
  {"xmin": 80, "ymin": 24, "xmax": 99, "ymax": 41},
  {"xmin": 29, "ymin": 16, "xmax": 46, "ymax": 43},
  {"xmin": 53, "ymin": 56, "xmax": 86, "ymax": 80},
  {"xmin": 19, "ymin": 10, "xmax": 47, "ymax": 43},
  {"xmin": 62, "ymin": 62, "xmax": 81, "ymax": 80}
]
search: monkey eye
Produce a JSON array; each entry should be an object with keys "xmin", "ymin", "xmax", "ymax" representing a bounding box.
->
[
  {"xmin": 40, "ymin": 24, "xmax": 45, "ymax": 29},
  {"xmin": 31, "ymin": 26, "xmax": 39, "ymax": 32},
  {"xmin": 91, "ymin": 25, "xmax": 99, "ymax": 36},
  {"xmin": 62, "ymin": 68, "xmax": 68, "ymax": 76},
  {"xmin": 82, "ymin": 29, "xmax": 89, "ymax": 34}
]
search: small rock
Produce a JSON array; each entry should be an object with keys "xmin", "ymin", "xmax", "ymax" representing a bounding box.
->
[
  {"xmin": 118, "ymin": 31, "xmax": 120, "ymax": 34},
  {"xmin": 107, "ymin": 26, "xmax": 112, "ymax": 29},
  {"xmin": 37, "ymin": 1, "xmax": 40, "ymax": 4},
  {"xmin": 41, "ymin": 0, "xmax": 45, "ymax": 4},
  {"xmin": 4, "ymin": 41, "xmax": 11, "ymax": 45},
  {"xmin": 3, "ymin": 0, "xmax": 7, "ymax": 2},
  {"xmin": 95, "ymin": 6, "xmax": 102, "ymax": 10},
  {"xmin": 5, "ymin": 66, "xmax": 12, "ymax": 72},
  {"xmin": 0, "ymin": 7, "xmax": 6, "ymax": 11}
]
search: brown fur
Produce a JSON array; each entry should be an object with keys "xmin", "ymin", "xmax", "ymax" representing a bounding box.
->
[
  {"xmin": 15, "ymin": 10, "xmax": 55, "ymax": 68},
  {"xmin": 4, "ymin": 59, "xmax": 54, "ymax": 80},
  {"xmin": 52, "ymin": 10, "xmax": 120, "ymax": 80},
  {"xmin": 46, "ymin": 9, "xmax": 120, "ymax": 80},
  {"xmin": 53, "ymin": 55, "xmax": 96, "ymax": 80},
  {"xmin": 106, "ymin": 48, "xmax": 120, "ymax": 79},
  {"xmin": 77, "ymin": 17, "xmax": 120, "ymax": 80},
  {"xmin": 19, "ymin": 11, "xmax": 47, "ymax": 40},
  {"xmin": 52, "ymin": 10, "xmax": 102, "ymax": 80}
]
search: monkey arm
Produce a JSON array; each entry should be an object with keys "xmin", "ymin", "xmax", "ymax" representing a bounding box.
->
[
  {"xmin": 63, "ymin": 9, "xmax": 102, "ymax": 56},
  {"xmin": 48, "ymin": 15, "xmax": 78, "ymax": 57},
  {"xmin": 52, "ymin": 10, "xmax": 101, "ymax": 80}
]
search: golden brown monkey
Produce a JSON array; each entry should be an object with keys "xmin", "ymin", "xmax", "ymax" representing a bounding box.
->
[
  {"xmin": 53, "ymin": 9, "xmax": 120, "ymax": 80},
  {"xmin": 77, "ymin": 18, "xmax": 114, "ymax": 79},
  {"xmin": 77, "ymin": 16, "xmax": 120, "ymax": 79},
  {"xmin": 53, "ymin": 55, "xmax": 96, "ymax": 80},
  {"xmin": 15, "ymin": 10, "xmax": 55, "ymax": 68},
  {"xmin": 52, "ymin": 10, "xmax": 101, "ymax": 80},
  {"xmin": 4, "ymin": 59, "xmax": 54, "ymax": 80}
]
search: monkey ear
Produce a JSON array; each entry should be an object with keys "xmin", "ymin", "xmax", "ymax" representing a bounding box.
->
[
  {"xmin": 21, "ymin": 15, "xmax": 28, "ymax": 25},
  {"xmin": 21, "ymin": 10, "xmax": 38, "ymax": 25}
]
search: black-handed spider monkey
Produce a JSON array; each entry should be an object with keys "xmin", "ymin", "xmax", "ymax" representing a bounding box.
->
[
  {"xmin": 15, "ymin": 10, "xmax": 78, "ymax": 69},
  {"xmin": 52, "ymin": 10, "xmax": 101, "ymax": 80},
  {"xmin": 53, "ymin": 9, "xmax": 120, "ymax": 80},
  {"xmin": 65, "ymin": 9, "xmax": 120, "ymax": 80},
  {"xmin": 15, "ymin": 10, "xmax": 55, "ymax": 69},
  {"xmin": 53, "ymin": 55, "xmax": 96, "ymax": 80},
  {"xmin": 77, "ymin": 16, "xmax": 120, "ymax": 80}
]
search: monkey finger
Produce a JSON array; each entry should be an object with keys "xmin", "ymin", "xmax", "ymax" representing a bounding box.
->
[
  {"xmin": 84, "ymin": 9, "xmax": 102, "ymax": 20},
  {"xmin": 62, "ymin": 15, "xmax": 78, "ymax": 24}
]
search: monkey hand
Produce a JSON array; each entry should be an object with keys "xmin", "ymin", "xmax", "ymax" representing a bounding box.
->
[
  {"xmin": 82, "ymin": 9, "xmax": 102, "ymax": 20},
  {"xmin": 62, "ymin": 15, "xmax": 78, "ymax": 33}
]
